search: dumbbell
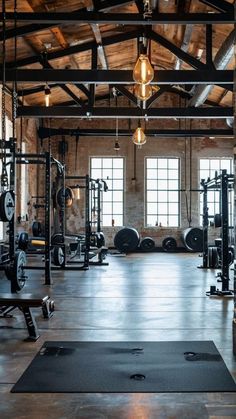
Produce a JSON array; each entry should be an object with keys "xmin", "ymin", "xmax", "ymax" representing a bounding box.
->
[{"xmin": 17, "ymin": 232, "xmax": 46, "ymax": 251}]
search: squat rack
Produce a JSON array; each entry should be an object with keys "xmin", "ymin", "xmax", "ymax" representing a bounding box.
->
[{"xmin": 201, "ymin": 170, "xmax": 234, "ymax": 295}]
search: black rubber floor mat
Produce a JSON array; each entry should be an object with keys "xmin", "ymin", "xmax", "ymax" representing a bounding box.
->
[{"xmin": 11, "ymin": 341, "xmax": 236, "ymax": 393}]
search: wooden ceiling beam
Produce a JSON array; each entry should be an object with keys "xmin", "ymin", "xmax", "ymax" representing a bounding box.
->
[{"xmin": 6, "ymin": 29, "xmax": 142, "ymax": 68}]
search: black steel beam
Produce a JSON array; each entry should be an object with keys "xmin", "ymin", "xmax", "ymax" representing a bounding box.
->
[
  {"xmin": 2, "ymin": 69, "xmax": 233, "ymax": 85},
  {"xmin": 146, "ymin": 88, "xmax": 165, "ymax": 108},
  {"xmin": 18, "ymin": 106, "xmax": 233, "ymax": 119},
  {"xmin": 0, "ymin": 1, "xmax": 133, "ymax": 40},
  {"xmin": 6, "ymin": 29, "xmax": 142, "ymax": 69},
  {"xmin": 0, "ymin": 12, "xmax": 234, "ymax": 24},
  {"xmin": 113, "ymin": 85, "xmax": 138, "ymax": 105},
  {"xmin": 149, "ymin": 29, "xmax": 206, "ymax": 70},
  {"xmin": 199, "ymin": 0, "xmax": 234, "ymax": 13},
  {"xmin": 38, "ymin": 126, "xmax": 234, "ymax": 139}
]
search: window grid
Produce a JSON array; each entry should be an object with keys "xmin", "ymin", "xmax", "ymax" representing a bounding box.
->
[
  {"xmin": 90, "ymin": 157, "xmax": 124, "ymax": 227},
  {"xmin": 146, "ymin": 158, "xmax": 180, "ymax": 227},
  {"xmin": 199, "ymin": 158, "xmax": 233, "ymax": 225}
]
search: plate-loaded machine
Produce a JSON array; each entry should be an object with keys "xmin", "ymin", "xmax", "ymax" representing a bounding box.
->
[{"xmin": 200, "ymin": 170, "xmax": 234, "ymax": 296}]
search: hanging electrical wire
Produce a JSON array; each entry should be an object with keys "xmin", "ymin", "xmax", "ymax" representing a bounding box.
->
[
  {"xmin": 1, "ymin": 0, "xmax": 9, "ymax": 189},
  {"xmin": 12, "ymin": 0, "xmax": 18, "ymax": 139}
]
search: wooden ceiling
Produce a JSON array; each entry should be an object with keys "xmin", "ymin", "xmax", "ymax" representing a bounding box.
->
[{"xmin": 0, "ymin": 0, "xmax": 235, "ymax": 119}]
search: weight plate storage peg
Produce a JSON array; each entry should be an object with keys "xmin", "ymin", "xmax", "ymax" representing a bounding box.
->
[
  {"xmin": 5, "ymin": 250, "xmax": 27, "ymax": 292},
  {"xmin": 0, "ymin": 191, "xmax": 14, "ymax": 222}
]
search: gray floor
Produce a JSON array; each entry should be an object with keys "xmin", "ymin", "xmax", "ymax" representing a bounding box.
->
[{"xmin": 0, "ymin": 252, "xmax": 236, "ymax": 418}]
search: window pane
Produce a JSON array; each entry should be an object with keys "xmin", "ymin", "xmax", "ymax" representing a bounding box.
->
[
  {"xmin": 113, "ymin": 190, "xmax": 123, "ymax": 201},
  {"xmin": 158, "ymin": 191, "xmax": 168, "ymax": 202},
  {"xmin": 103, "ymin": 169, "xmax": 112, "ymax": 179},
  {"xmin": 168, "ymin": 216, "xmax": 179, "ymax": 227},
  {"xmin": 221, "ymin": 159, "xmax": 231, "ymax": 172},
  {"xmin": 169, "ymin": 169, "xmax": 179, "ymax": 179},
  {"xmin": 147, "ymin": 215, "xmax": 157, "ymax": 226},
  {"xmin": 158, "ymin": 159, "xmax": 168, "ymax": 168},
  {"xmin": 158, "ymin": 180, "xmax": 168, "ymax": 189},
  {"xmin": 168, "ymin": 180, "xmax": 179, "ymax": 189},
  {"xmin": 147, "ymin": 190, "xmax": 157, "ymax": 202},
  {"xmin": 158, "ymin": 215, "xmax": 168, "ymax": 226},
  {"xmin": 147, "ymin": 159, "xmax": 157, "ymax": 169},
  {"xmin": 102, "ymin": 215, "xmax": 112, "ymax": 226},
  {"xmin": 113, "ymin": 180, "xmax": 123, "ymax": 190},
  {"xmin": 158, "ymin": 203, "xmax": 168, "ymax": 214},
  {"xmin": 113, "ymin": 203, "xmax": 123, "ymax": 214},
  {"xmin": 158, "ymin": 169, "xmax": 167, "ymax": 180},
  {"xmin": 147, "ymin": 169, "xmax": 157, "ymax": 179},
  {"xmin": 147, "ymin": 179, "xmax": 157, "ymax": 190},
  {"xmin": 113, "ymin": 159, "xmax": 123, "ymax": 169},
  {"xmin": 210, "ymin": 159, "xmax": 220, "ymax": 170},
  {"xmin": 147, "ymin": 203, "xmax": 157, "ymax": 214},
  {"xmin": 200, "ymin": 160, "xmax": 209, "ymax": 170},
  {"xmin": 91, "ymin": 169, "xmax": 102, "ymax": 179},
  {"xmin": 91, "ymin": 158, "xmax": 102, "ymax": 168},
  {"xmin": 113, "ymin": 169, "xmax": 123, "ymax": 179},
  {"xmin": 168, "ymin": 159, "xmax": 179, "ymax": 169},
  {"xmin": 169, "ymin": 191, "xmax": 179, "ymax": 202},
  {"xmin": 103, "ymin": 202, "xmax": 112, "ymax": 214},
  {"xmin": 169, "ymin": 203, "xmax": 179, "ymax": 214},
  {"xmin": 102, "ymin": 158, "xmax": 113, "ymax": 168},
  {"xmin": 103, "ymin": 191, "xmax": 113, "ymax": 202}
]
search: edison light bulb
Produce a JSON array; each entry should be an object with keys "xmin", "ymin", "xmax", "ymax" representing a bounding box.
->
[
  {"xmin": 133, "ymin": 54, "xmax": 154, "ymax": 85},
  {"xmin": 134, "ymin": 83, "xmax": 153, "ymax": 101},
  {"xmin": 132, "ymin": 127, "xmax": 146, "ymax": 147},
  {"xmin": 44, "ymin": 85, "xmax": 51, "ymax": 107}
]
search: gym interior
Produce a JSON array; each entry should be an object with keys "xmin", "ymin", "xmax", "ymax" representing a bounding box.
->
[{"xmin": 0, "ymin": 0, "xmax": 235, "ymax": 418}]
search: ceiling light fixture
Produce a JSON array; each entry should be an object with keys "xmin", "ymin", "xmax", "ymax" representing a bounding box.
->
[
  {"xmin": 134, "ymin": 83, "xmax": 153, "ymax": 101},
  {"xmin": 114, "ymin": 117, "xmax": 120, "ymax": 152},
  {"xmin": 133, "ymin": 53, "xmax": 154, "ymax": 85},
  {"xmin": 44, "ymin": 84, "xmax": 51, "ymax": 107},
  {"xmin": 132, "ymin": 123, "xmax": 146, "ymax": 148}
]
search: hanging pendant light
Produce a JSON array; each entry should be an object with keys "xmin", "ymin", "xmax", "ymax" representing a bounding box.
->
[
  {"xmin": 44, "ymin": 84, "xmax": 51, "ymax": 107},
  {"xmin": 134, "ymin": 83, "xmax": 153, "ymax": 101},
  {"xmin": 133, "ymin": 54, "xmax": 154, "ymax": 85},
  {"xmin": 114, "ymin": 117, "xmax": 120, "ymax": 151},
  {"xmin": 74, "ymin": 186, "xmax": 80, "ymax": 200},
  {"xmin": 132, "ymin": 126, "xmax": 146, "ymax": 147}
]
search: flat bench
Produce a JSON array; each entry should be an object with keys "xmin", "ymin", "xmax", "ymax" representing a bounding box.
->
[{"xmin": 0, "ymin": 294, "xmax": 54, "ymax": 341}]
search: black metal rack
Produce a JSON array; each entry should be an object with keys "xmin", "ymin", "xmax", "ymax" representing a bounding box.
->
[{"xmin": 201, "ymin": 170, "xmax": 234, "ymax": 295}]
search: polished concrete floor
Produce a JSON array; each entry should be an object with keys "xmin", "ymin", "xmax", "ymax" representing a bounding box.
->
[{"xmin": 0, "ymin": 252, "xmax": 236, "ymax": 419}]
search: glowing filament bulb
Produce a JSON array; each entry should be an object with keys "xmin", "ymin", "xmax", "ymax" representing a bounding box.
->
[{"xmin": 133, "ymin": 54, "xmax": 154, "ymax": 85}]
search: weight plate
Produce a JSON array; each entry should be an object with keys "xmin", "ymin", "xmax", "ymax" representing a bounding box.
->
[
  {"xmin": 53, "ymin": 246, "xmax": 65, "ymax": 266},
  {"xmin": 114, "ymin": 227, "xmax": 140, "ymax": 253},
  {"xmin": 140, "ymin": 237, "xmax": 155, "ymax": 252},
  {"xmin": 56, "ymin": 187, "xmax": 74, "ymax": 208},
  {"xmin": 32, "ymin": 221, "xmax": 42, "ymax": 237},
  {"xmin": 211, "ymin": 246, "xmax": 218, "ymax": 268},
  {"xmin": 0, "ymin": 191, "xmax": 14, "ymax": 222},
  {"xmin": 51, "ymin": 233, "xmax": 64, "ymax": 245},
  {"xmin": 18, "ymin": 232, "xmax": 29, "ymax": 251},
  {"xmin": 162, "ymin": 237, "xmax": 177, "ymax": 252},
  {"xmin": 208, "ymin": 247, "xmax": 213, "ymax": 268},
  {"xmin": 6, "ymin": 250, "xmax": 27, "ymax": 292},
  {"xmin": 214, "ymin": 213, "xmax": 221, "ymax": 228},
  {"xmin": 182, "ymin": 228, "xmax": 203, "ymax": 252}
]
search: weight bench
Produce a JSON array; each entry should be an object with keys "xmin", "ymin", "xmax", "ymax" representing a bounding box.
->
[{"xmin": 0, "ymin": 294, "xmax": 54, "ymax": 341}]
